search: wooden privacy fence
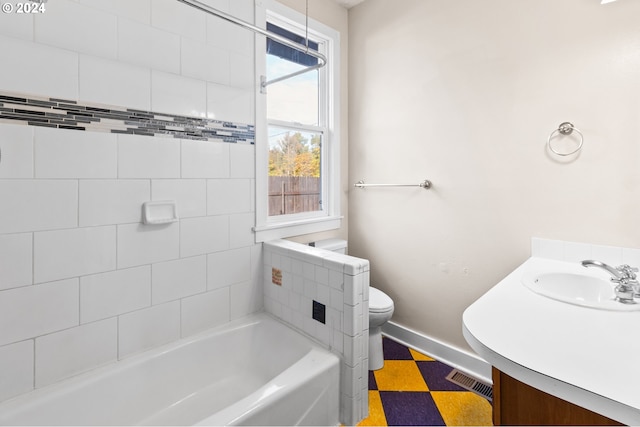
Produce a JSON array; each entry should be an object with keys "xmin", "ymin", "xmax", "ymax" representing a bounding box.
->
[{"xmin": 268, "ymin": 176, "xmax": 321, "ymax": 216}]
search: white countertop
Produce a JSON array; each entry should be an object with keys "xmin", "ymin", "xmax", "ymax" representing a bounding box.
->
[{"xmin": 463, "ymin": 257, "xmax": 640, "ymax": 425}]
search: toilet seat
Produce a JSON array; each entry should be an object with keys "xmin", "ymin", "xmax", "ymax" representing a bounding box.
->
[{"xmin": 369, "ymin": 287, "xmax": 394, "ymax": 313}]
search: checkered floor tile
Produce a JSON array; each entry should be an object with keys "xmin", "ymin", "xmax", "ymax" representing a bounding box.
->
[{"xmin": 357, "ymin": 338, "xmax": 493, "ymax": 426}]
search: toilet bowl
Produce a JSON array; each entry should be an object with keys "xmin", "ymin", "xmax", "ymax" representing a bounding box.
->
[
  {"xmin": 311, "ymin": 239, "xmax": 395, "ymax": 371},
  {"xmin": 368, "ymin": 286, "xmax": 394, "ymax": 370}
]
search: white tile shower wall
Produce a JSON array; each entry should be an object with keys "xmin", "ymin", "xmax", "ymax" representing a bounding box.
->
[
  {"xmin": 263, "ymin": 240, "xmax": 370, "ymax": 426},
  {"xmin": 0, "ymin": 0, "xmax": 261, "ymax": 404}
]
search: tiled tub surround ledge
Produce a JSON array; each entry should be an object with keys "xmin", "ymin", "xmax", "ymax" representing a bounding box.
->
[
  {"xmin": 0, "ymin": 91, "xmax": 255, "ymax": 143},
  {"xmin": 263, "ymin": 239, "xmax": 370, "ymax": 426}
]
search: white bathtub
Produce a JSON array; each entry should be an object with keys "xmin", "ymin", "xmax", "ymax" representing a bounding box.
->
[{"xmin": 0, "ymin": 313, "xmax": 340, "ymax": 426}]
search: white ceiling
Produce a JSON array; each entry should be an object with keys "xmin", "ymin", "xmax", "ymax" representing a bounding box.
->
[{"xmin": 333, "ymin": 0, "xmax": 367, "ymax": 9}]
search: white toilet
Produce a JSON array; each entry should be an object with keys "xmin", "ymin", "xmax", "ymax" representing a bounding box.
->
[
  {"xmin": 312, "ymin": 239, "xmax": 395, "ymax": 371},
  {"xmin": 368, "ymin": 286, "xmax": 394, "ymax": 370}
]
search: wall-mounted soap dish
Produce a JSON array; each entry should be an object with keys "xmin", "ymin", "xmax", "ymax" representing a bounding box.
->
[{"xmin": 142, "ymin": 201, "xmax": 178, "ymax": 225}]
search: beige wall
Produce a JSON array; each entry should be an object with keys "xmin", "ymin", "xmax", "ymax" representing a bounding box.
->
[
  {"xmin": 275, "ymin": 0, "xmax": 350, "ymax": 245},
  {"xmin": 348, "ymin": 0, "xmax": 640, "ymax": 352}
]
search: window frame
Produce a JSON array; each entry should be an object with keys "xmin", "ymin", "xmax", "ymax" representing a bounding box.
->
[{"xmin": 254, "ymin": 0, "xmax": 341, "ymax": 242}]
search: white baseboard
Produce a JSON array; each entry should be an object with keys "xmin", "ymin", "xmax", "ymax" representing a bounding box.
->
[{"xmin": 382, "ymin": 321, "xmax": 492, "ymax": 384}]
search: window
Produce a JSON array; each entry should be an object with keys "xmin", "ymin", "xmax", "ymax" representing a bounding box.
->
[{"xmin": 255, "ymin": 0, "xmax": 341, "ymax": 242}]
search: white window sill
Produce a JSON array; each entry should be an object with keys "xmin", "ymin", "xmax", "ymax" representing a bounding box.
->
[{"xmin": 254, "ymin": 215, "xmax": 343, "ymax": 242}]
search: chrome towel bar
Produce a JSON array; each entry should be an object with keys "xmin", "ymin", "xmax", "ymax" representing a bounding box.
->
[{"xmin": 354, "ymin": 179, "xmax": 432, "ymax": 190}]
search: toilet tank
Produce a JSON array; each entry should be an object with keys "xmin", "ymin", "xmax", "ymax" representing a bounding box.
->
[{"xmin": 311, "ymin": 238, "xmax": 347, "ymax": 254}]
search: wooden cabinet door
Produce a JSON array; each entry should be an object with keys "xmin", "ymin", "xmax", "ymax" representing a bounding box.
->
[{"xmin": 492, "ymin": 368, "xmax": 623, "ymax": 426}]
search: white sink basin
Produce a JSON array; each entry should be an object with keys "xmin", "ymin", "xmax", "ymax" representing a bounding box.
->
[{"xmin": 522, "ymin": 272, "xmax": 640, "ymax": 311}]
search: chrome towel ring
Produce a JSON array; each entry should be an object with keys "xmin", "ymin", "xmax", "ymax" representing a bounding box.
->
[{"xmin": 547, "ymin": 122, "xmax": 583, "ymax": 156}]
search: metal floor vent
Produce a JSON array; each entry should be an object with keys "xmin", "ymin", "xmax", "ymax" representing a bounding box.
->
[{"xmin": 445, "ymin": 369, "xmax": 493, "ymax": 401}]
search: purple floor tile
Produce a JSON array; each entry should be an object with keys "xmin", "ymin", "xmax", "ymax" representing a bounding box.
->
[
  {"xmin": 379, "ymin": 391, "xmax": 446, "ymax": 426},
  {"xmin": 368, "ymin": 370, "xmax": 377, "ymax": 390},
  {"xmin": 417, "ymin": 360, "xmax": 466, "ymax": 391},
  {"xmin": 382, "ymin": 337, "xmax": 413, "ymax": 360}
]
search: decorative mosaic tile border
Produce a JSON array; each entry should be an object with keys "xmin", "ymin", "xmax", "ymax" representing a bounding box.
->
[{"xmin": 0, "ymin": 91, "xmax": 255, "ymax": 144}]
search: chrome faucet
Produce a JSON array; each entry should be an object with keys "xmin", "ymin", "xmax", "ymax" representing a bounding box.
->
[{"xmin": 582, "ymin": 260, "xmax": 640, "ymax": 304}]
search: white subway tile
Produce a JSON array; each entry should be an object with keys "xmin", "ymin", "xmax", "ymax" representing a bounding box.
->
[
  {"xmin": 118, "ymin": 18, "xmax": 180, "ymax": 74},
  {"xmin": 229, "ymin": 212, "xmax": 254, "ymax": 249},
  {"xmin": 78, "ymin": 0, "xmax": 151, "ymax": 24},
  {"xmin": 316, "ymin": 266, "xmax": 329, "ymax": 286},
  {"xmin": 35, "ymin": 0, "xmax": 117, "ymax": 59},
  {"xmin": 0, "ymin": 35, "xmax": 78, "ymax": 100},
  {"xmin": 0, "ymin": 341, "xmax": 34, "ymax": 402},
  {"xmin": 250, "ymin": 178, "xmax": 255, "ymax": 212},
  {"xmin": 34, "ymin": 127, "xmax": 117, "ymax": 179},
  {"xmin": 229, "ymin": 53, "xmax": 253, "ymax": 90},
  {"xmin": 303, "ymin": 262, "xmax": 315, "ymax": 280},
  {"xmin": 207, "ymin": 83, "xmax": 253, "ymax": 125},
  {"xmin": 304, "ymin": 279, "xmax": 316, "ymax": 300},
  {"xmin": 342, "ymin": 329, "xmax": 361, "ymax": 364},
  {"xmin": 229, "ymin": 0, "xmax": 253, "ymax": 22},
  {"xmin": 230, "ymin": 280, "xmax": 262, "ymax": 320},
  {"xmin": 0, "ymin": 8, "xmax": 33, "ymax": 40},
  {"xmin": 303, "ymin": 315, "xmax": 317, "ymax": 337},
  {"xmin": 117, "ymin": 223, "xmax": 179, "ymax": 269},
  {"xmin": 329, "ymin": 269, "xmax": 344, "ymax": 290},
  {"xmin": 0, "ymin": 124, "xmax": 33, "ymax": 178},
  {"xmin": 181, "ymin": 288, "xmax": 230, "ymax": 337},
  {"xmin": 80, "ymin": 266, "xmax": 151, "ymax": 324},
  {"xmin": 152, "ymin": 179, "xmax": 206, "ymax": 218},
  {"xmin": 292, "ymin": 310, "xmax": 305, "ymax": 332},
  {"xmin": 289, "ymin": 290, "xmax": 302, "ymax": 312},
  {"xmin": 34, "ymin": 226, "xmax": 116, "ymax": 284},
  {"xmin": 0, "ymin": 279, "xmax": 78, "ymax": 347},
  {"xmin": 118, "ymin": 134, "xmax": 180, "ymax": 178},
  {"xmin": 180, "ymin": 216, "xmax": 229, "ymax": 257},
  {"xmin": 229, "ymin": 144, "xmax": 254, "ymax": 179},
  {"xmin": 151, "ymin": 0, "xmax": 206, "ymax": 41},
  {"xmin": 181, "ymin": 38, "xmax": 229, "ymax": 84},
  {"xmin": 118, "ymin": 301, "xmax": 180, "ymax": 358},
  {"xmin": 151, "ymin": 71, "xmax": 207, "ymax": 118},
  {"xmin": 152, "ymin": 256, "xmax": 206, "ymax": 304},
  {"xmin": 0, "ymin": 233, "xmax": 32, "ymax": 291},
  {"xmin": 292, "ymin": 274, "xmax": 304, "ymax": 295},
  {"xmin": 79, "ymin": 55, "xmax": 151, "ymax": 111},
  {"xmin": 250, "ymin": 243, "xmax": 263, "ymax": 281},
  {"xmin": 206, "ymin": 17, "xmax": 252, "ymax": 56},
  {"xmin": 317, "ymin": 283, "xmax": 330, "ymax": 306},
  {"xmin": 280, "ymin": 305, "xmax": 293, "ymax": 325},
  {"xmin": 79, "ymin": 180, "xmax": 150, "ymax": 227},
  {"xmin": 0, "ymin": 180, "xmax": 78, "ymax": 234},
  {"xmin": 317, "ymin": 322, "xmax": 332, "ymax": 347},
  {"xmin": 182, "ymin": 140, "xmax": 229, "ymax": 178},
  {"xmin": 344, "ymin": 274, "xmax": 363, "ymax": 306},
  {"xmin": 332, "ymin": 329, "xmax": 344, "ymax": 354},
  {"xmin": 35, "ymin": 318, "xmax": 117, "ymax": 388},
  {"xmin": 199, "ymin": 0, "xmax": 229, "ymax": 13},
  {"xmin": 207, "ymin": 247, "xmax": 251, "ymax": 290},
  {"xmin": 207, "ymin": 179, "xmax": 251, "ymax": 215}
]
